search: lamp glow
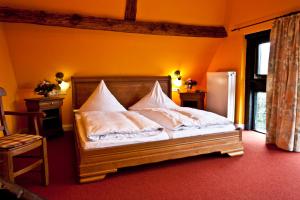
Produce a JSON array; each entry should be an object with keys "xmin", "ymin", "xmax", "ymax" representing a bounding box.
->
[
  {"xmin": 172, "ymin": 69, "xmax": 182, "ymax": 91},
  {"xmin": 173, "ymin": 79, "xmax": 182, "ymax": 87},
  {"xmin": 59, "ymin": 81, "xmax": 70, "ymax": 94}
]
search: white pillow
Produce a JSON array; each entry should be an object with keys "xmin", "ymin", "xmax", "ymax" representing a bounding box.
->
[
  {"xmin": 129, "ymin": 81, "xmax": 179, "ymax": 110},
  {"xmin": 79, "ymin": 80, "xmax": 126, "ymax": 112}
]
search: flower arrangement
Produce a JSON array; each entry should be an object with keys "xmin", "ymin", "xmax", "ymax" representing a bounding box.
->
[
  {"xmin": 34, "ymin": 80, "xmax": 58, "ymax": 97},
  {"xmin": 185, "ymin": 78, "xmax": 197, "ymax": 91}
]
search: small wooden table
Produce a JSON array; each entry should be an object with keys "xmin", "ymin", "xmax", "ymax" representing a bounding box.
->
[
  {"xmin": 25, "ymin": 97, "xmax": 64, "ymax": 138},
  {"xmin": 179, "ymin": 91, "xmax": 206, "ymax": 110}
]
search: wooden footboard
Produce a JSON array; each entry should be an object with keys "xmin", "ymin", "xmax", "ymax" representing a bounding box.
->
[{"xmin": 74, "ymin": 124, "xmax": 243, "ymax": 183}]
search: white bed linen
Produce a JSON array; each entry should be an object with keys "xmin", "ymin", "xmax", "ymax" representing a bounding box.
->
[
  {"xmin": 80, "ymin": 80, "xmax": 126, "ymax": 112},
  {"xmin": 166, "ymin": 124, "xmax": 236, "ymax": 139},
  {"xmin": 134, "ymin": 108, "xmax": 233, "ymax": 131},
  {"xmin": 173, "ymin": 107, "xmax": 232, "ymax": 127},
  {"xmin": 75, "ymin": 113, "xmax": 169, "ymax": 149},
  {"xmin": 135, "ymin": 108, "xmax": 194, "ymax": 130},
  {"xmin": 76, "ymin": 113, "xmax": 237, "ymax": 149},
  {"xmin": 129, "ymin": 81, "xmax": 179, "ymax": 110},
  {"xmin": 81, "ymin": 111, "xmax": 163, "ymax": 141}
]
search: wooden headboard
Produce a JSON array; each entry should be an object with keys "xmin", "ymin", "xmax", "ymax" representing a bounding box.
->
[{"xmin": 71, "ymin": 76, "xmax": 172, "ymax": 109}]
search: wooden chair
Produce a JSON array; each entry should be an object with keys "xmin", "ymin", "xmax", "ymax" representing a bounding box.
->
[{"xmin": 0, "ymin": 87, "xmax": 49, "ymax": 186}]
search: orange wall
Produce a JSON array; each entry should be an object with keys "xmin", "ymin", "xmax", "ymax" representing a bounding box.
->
[
  {"xmin": 208, "ymin": 0, "xmax": 300, "ymax": 124},
  {"xmin": 2, "ymin": 0, "xmax": 300, "ymax": 126},
  {"xmin": 0, "ymin": 23, "xmax": 18, "ymax": 134},
  {"xmin": 137, "ymin": 0, "xmax": 226, "ymax": 26},
  {"xmin": 1, "ymin": 0, "xmax": 227, "ymax": 125},
  {"xmin": 227, "ymin": 0, "xmax": 300, "ymax": 29}
]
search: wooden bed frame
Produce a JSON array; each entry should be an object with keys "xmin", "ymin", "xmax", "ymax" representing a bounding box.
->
[{"xmin": 71, "ymin": 76, "xmax": 244, "ymax": 183}]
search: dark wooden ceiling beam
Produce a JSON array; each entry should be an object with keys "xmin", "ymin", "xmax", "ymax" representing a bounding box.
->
[
  {"xmin": 124, "ymin": 0, "xmax": 137, "ymax": 21},
  {"xmin": 0, "ymin": 7, "xmax": 227, "ymax": 38}
]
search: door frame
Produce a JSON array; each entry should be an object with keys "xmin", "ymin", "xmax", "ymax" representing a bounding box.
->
[{"xmin": 244, "ymin": 30, "xmax": 270, "ymax": 130}]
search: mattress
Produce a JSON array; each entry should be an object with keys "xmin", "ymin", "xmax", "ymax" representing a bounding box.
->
[{"xmin": 75, "ymin": 113, "xmax": 169, "ymax": 149}]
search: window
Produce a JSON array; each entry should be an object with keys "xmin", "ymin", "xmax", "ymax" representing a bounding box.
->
[
  {"xmin": 257, "ymin": 42, "xmax": 270, "ymax": 75},
  {"xmin": 245, "ymin": 30, "xmax": 270, "ymax": 133},
  {"xmin": 254, "ymin": 92, "xmax": 266, "ymax": 132}
]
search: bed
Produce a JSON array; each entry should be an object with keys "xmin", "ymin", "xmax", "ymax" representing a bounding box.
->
[{"xmin": 72, "ymin": 76, "xmax": 244, "ymax": 183}]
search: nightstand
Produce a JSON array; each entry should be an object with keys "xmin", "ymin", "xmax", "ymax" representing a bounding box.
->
[
  {"xmin": 179, "ymin": 92, "xmax": 206, "ymax": 110},
  {"xmin": 25, "ymin": 97, "xmax": 64, "ymax": 138}
]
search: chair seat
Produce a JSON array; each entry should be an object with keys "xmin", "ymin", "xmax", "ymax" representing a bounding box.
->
[{"xmin": 0, "ymin": 134, "xmax": 42, "ymax": 149}]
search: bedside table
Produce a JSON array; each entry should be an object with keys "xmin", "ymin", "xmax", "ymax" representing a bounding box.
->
[
  {"xmin": 25, "ymin": 97, "xmax": 64, "ymax": 138},
  {"xmin": 179, "ymin": 92, "xmax": 206, "ymax": 110}
]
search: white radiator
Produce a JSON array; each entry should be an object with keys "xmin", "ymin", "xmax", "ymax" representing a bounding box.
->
[{"xmin": 206, "ymin": 72, "xmax": 236, "ymax": 122}]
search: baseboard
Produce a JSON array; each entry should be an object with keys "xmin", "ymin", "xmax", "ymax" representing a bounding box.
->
[
  {"xmin": 235, "ymin": 124, "xmax": 245, "ymax": 130},
  {"xmin": 63, "ymin": 124, "xmax": 74, "ymax": 132}
]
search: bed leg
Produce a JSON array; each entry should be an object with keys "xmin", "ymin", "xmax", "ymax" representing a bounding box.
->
[
  {"xmin": 79, "ymin": 174, "xmax": 107, "ymax": 184},
  {"xmin": 227, "ymin": 150, "xmax": 244, "ymax": 157}
]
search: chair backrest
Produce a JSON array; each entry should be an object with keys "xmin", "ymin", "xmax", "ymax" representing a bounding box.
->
[{"xmin": 0, "ymin": 87, "xmax": 10, "ymax": 136}]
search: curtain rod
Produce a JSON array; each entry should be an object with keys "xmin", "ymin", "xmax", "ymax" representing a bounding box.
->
[{"xmin": 231, "ymin": 10, "xmax": 300, "ymax": 32}]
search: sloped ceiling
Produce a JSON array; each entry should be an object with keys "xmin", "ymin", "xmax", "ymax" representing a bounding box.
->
[{"xmin": 1, "ymin": 0, "xmax": 228, "ymax": 89}]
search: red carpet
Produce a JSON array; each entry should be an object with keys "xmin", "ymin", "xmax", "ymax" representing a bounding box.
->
[{"xmin": 16, "ymin": 131, "xmax": 300, "ymax": 200}]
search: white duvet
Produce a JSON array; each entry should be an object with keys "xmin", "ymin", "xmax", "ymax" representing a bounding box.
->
[
  {"xmin": 135, "ymin": 107, "xmax": 233, "ymax": 131},
  {"xmin": 81, "ymin": 111, "xmax": 163, "ymax": 141}
]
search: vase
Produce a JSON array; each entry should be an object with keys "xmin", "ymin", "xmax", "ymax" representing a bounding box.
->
[
  {"xmin": 43, "ymin": 93, "xmax": 49, "ymax": 97},
  {"xmin": 187, "ymin": 85, "xmax": 192, "ymax": 92}
]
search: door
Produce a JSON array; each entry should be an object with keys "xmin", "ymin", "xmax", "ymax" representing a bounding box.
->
[{"xmin": 245, "ymin": 30, "xmax": 271, "ymax": 133}]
